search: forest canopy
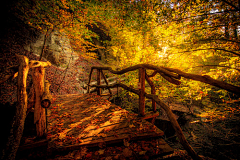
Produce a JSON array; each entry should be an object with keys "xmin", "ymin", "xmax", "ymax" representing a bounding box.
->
[{"xmin": 13, "ymin": 0, "xmax": 240, "ymax": 101}]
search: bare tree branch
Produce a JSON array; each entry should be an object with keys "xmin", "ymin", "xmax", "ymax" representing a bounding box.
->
[
  {"xmin": 182, "ymin": 48, "xmax": 240, "ymax": 57},
  {"xmin": 220, "ymin": 0, "xmax": 240, "ymax": 11},
  {"xmin": 192, "ymin": 65, "xmax": 240, "ymax": 72}
]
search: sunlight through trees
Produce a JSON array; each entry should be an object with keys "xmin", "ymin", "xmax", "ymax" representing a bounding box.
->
[{"xmin": 13, "ymin": 0, "xmax": 240, "ymax": 101}]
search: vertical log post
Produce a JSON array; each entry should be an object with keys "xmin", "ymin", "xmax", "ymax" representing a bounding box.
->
[
  {"xmin": 145, "ymin": 73, "xmax": 156, "ymax": 112},
  {"xmin": 1, "ymin": 55, "xmax": 29, "ymax": 160},
  {"xmin": 32, "ymin": 66, "xmax": 46, "ymax": 138},
  {"xmin": 87, "ymin": 68, "xmax": 93, "ymax": 93},
  {"xmin": 139, "ymin": 68, "xmax": 145, "ymax": 116},
  {"xmin": 97, "ymin": 69, "xmax": 101, "ymax": 95},
  {"xmin": 100, "ymin": 70, "xmax": 112, "ymax": 96}
]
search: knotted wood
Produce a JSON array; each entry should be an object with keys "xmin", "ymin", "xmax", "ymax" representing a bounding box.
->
[
  {"xmin": 1, "ymin": 55, "xmax": 29, "ymax": 160},
  {"xmin": 162, "ymin": 67, "xmax": 240, "ymax": 95},
  {"xmin": 32, "ymin": 66, "xmax": 46, "ymax": 137},
  {"xmin": 41, "ymin": 80, "xmax": 52, "ymax": 108}
]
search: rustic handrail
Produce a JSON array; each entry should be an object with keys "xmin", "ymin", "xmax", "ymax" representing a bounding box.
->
[
  {"xmin": 87, "ymin": 63, "xmax": 239, "ymax": 160},
  {"xmin": 1, "ymin": 55, "xmax": 52, "ymax": 159},
  {"xmin": 89, "ymin": 64, "xmax": 240, "ymax": 95}
]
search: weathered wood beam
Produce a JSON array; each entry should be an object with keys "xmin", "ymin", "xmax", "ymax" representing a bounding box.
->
[
  {"xmin": 159, "ymin": 73, "xmax": 181, "ymax": 85},
  {"xmin": 91, "ymin": 64, "xmax": 240, "ymax": 95},
  {"xmin": 145, "ymin": 72, "xmax": 156, "ymax": 112},
  {"xmin": 145, "ymin": 94, "xmax": 202, "ymax": 160},
  {"xmin": 41, "ymin": 80, "xmax": 52, "ymax": 108},
  {"xmin": 139, "ymin": 68, "xmax": 145, "ymax": 116},
  {"xmin": 1, "ymin": 55, "xmax": 29, "ymax": 160},
  {"xmin": 100, "ymin": 70, "xmax": 112, "ymax": 96},
  {"xmin": 91, "ymin": 83, "xmax": 140, "ymax": 95},
  {"xmin": 141, "ymin": 111, "xmax": 159, "ymax": 120},
  {"xmin": 97, "ymin": 69, "xmax": 102, "ymax": 95},
  {"xmin": 163, "ymin": 67, "xmax": 240, "ymax": 95},
  {"xmin": 87, "ymin": 68, "xmax": 94, "ymax": 93},
  {"xmin": 148, "ymin": 70, "xmax": 158, "ymax": 78},
  {"xmin": 32, "ymin": 66, "xmax": 46, "ymax": 137},
  {"xmin": 91, "ymin": 64, "xmax": 181, "ymax": 80},
  {"xmin": 30, "ymin": 60, "xmax": 51, "ymax": 137},
  {"xmin": 29, "ymin": 60, "xmax": 51, "ymax": 68},
  {"xmin": 0, "ymin": 61, "xmax": 50, "ymax": 85},
  {"xmin": 85, "ymin": 77, "xmax": 124, "ymax": 87}
]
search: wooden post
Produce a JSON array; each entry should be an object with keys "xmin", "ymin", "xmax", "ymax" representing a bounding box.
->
[
  {"xmin": 100, "ymin": 70, "xmax": 112, "ymax": 96},
  {"xmin": 97, "ymin": 69, "xmax": 101, "ymax": 95},
  {"xmin": 87, "ymin": 68, "xmax": 93, "ymax": 93},
  {"xmin": 145, "ymin": 72, "xmax": 156, "ymax": 112},
  {"xmin": 1, "ymin": 55, "xmax": 29, "ymax": 160},
  {"xmin": 41, "ymin": 80, "xmax": 52, "ymax": 108},
  {"xmin": 139, "ymin": 68, "xmax": 145, "ymax": 116},
  {"xmin": 32, "ymin": 66, "xmax": 46, "ymax": 137}
]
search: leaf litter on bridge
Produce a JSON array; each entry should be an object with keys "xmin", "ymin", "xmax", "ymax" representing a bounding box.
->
[{"xmin": 47, "ymin": 93, "xmax": 161, "ymax": 149}]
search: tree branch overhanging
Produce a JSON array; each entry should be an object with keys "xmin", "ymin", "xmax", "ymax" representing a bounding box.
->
[
  {"xmin": 220, "ymin": 0, "xmax": 239, "ymax": 11},
  {"xmin": 192, "ymin": 65, "xmax": 240, "ymax": 72},
  {"xmin": 182, "ymin": 48, "xmax": 240, "ymax": 57}
]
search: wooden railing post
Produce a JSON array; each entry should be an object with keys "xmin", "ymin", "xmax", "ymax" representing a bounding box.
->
[
  {"xmin": 32, "ymin": 66, "xmax": 46, "ymax": 137},
  {"xmin": 97, "ymin": 69, "xmax": 101, "ymax": 95},
  {"xmin": 87, "ymin": 68, "xmax": 93, "ymax": 93},
  {"xmin": 30, "ymin": 60, "xmax": 51, "ymax": 138},
  {"xmin": 145, "ymin": 72, "xmax": 156, "ymax": 112},
  {"xmin": 1, "ymin": 55, "xmax": 30, "ymax": 160},
  {"xmin": 139, "ymin": 68, "xmax": 145, "ymax": 116}
]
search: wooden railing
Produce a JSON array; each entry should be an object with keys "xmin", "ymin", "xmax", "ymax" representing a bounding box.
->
[
  {"xmin": 87, "ymin": 64, "xmax": 240, "ymax": 160},
  {"xmin": 87, "ymin": 65, "xmax": 162, "ymax": 118},
  {"xmin": 1, "ymin": 55, "xmax": 52, "ymax": 160}
]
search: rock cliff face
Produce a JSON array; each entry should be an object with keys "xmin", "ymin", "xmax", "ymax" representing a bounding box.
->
[{"xmin": 24, "ymin": 31, "xmax": 79, "ymax": 67}]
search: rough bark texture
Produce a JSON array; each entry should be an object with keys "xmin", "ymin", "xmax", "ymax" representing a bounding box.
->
[
  {"xmin": 145, "ymin": 72, "xmax": 156, "ymax": 112},
  {"xmin": 32, "ymin": 66, "xmax": 46, "ymax": 137},
  {"xmin": 162, "ymin": 67, "xmax": 240, "ymax": 95},
  {"xmin": 1, "ymin": 55, "xmax": 29, "ymax": 160},
  {"xmin": 91, "ymin": 64, "xmax": 180, "ymax": 80},
  {"xmin": 41, "ymin": 80, "xmax": 52, "ymax": 108},
  {"xmin": 145, "ymin": 94, "xmax": 202, "ymax": 160}
]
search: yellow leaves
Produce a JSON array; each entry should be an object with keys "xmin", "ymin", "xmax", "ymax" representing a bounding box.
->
[{"xmin": 61, "ymin": 0, "xmax": 69, "ymax": 9}]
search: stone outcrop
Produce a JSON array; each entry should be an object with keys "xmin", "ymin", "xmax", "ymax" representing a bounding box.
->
[{"xmin": 24, "ymin": 31, "xmax": 78, "ymax": 67}]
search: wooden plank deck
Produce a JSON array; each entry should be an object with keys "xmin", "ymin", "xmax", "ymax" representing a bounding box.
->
[{"xmin": 47, "ymin": 93, "xmax": 172, "ymax": 154}]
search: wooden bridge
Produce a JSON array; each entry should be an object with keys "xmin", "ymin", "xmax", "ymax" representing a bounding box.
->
[
  {"xmin": 45, "ymin": 93, "xmax": 173, "ymax": 156},
  {"xmin": 4, "ymin": 55, "xmax": 240, "ymax": 159}
]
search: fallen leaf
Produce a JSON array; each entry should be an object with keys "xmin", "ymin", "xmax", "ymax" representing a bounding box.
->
[
  {"xmin": 122, "ymin": 148, "xmax": 132, "ymax": 157},
  {"xmin": 114, "ymin": 154, "xmax": 120, "ymax": 159},
  {"xmin": 139, "ymin": 150, "xmax": 147, "ymax": 155},
  {"xmin": 129, "ymin": 124, "xmax": 135, "ymax": 128},
  {"xmin": 105, "ymin": 156, "xmax": 112, "ymax": 160},
  {"xmin": 98, "ymin": 149, "xmax": 105, "ymax": 155},
  {"xmin": 85, "ymin": 152, "xmax": 92, "ymax": 158}
]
